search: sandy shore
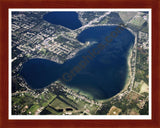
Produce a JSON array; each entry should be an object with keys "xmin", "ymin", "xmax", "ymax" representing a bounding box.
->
[{"xmin": 123, "ymin": 47, "xmax": 133, "ymax": 90}]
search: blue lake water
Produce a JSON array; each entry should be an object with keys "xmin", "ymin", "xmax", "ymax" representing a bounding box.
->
[
  {"xmin": 21, "ymin": 25, "xmax": 135, "ymax": 99},
  {"xmin": 43, "ymin": 12, "xmax": 82, "ymax": 30}
]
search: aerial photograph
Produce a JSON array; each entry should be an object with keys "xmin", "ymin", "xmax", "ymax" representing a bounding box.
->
[{"xmin": 10, "ymin": 9, "xmax": 150, "ymax": 117}]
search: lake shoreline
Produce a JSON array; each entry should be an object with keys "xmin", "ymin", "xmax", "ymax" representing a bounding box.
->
[
  {"xmin": 97, "ymin": 45, "xmax": 133, "ymax": 103},
  {"xmin": 21, "ymin": 25, "xmax": 135, "ymax": 101},
  {"xmin": 65, "ymin": 45, "xmax": 134, "ymax": 103}
]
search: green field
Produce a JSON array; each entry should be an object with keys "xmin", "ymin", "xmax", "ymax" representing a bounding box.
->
[{"xmin": 50, "ymin": 98, "xmax": 70, "ymax": 109}]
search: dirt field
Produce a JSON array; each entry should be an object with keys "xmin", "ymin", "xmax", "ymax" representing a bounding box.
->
[
  {"xmin": 107, "ymin": 106, "xmax": 122, "ymax": 115},
  {"xmin": 140, "ymin": 80, "xmax": 149, "ymax": 93}
]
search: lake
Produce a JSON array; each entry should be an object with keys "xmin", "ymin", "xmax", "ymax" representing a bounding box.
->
[
  {"xmin": 43, "ymin": 12, "xmax": 82, "ymax": 30},
  {"xmin": 21, "ymin": 25, "xmax": 135, "ymax": 100}
]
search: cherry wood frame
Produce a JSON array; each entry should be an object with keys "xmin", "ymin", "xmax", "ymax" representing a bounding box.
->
[{"xmin": 0, "ymin": 0, "xmax": 160, "ymax": 128}]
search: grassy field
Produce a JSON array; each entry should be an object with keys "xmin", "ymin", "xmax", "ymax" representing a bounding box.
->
[
  {"xmin": 99, "ymin": 17, "xmax": 108, "ymax": 24},
  {"xmin": 26, "ymin": 104, "xmax": 40, "ymax": 114},
  {"xmin": 129, "ymin": 16, "xmax": 145, "ymax": 27},
  {"xmin": 41, "ymin": 95, "xmax": 78, "ymax": 115},
  {"xmin": 46, "ymin": 106, "xmax": 62, "ymax": 115},
  {"xmin": 119, "ymin": 12, "xmax": 137, "ymax": 22},
  {"xmin": 50, "ymin": 98, "xmax": 70, "ymax": 109}
]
